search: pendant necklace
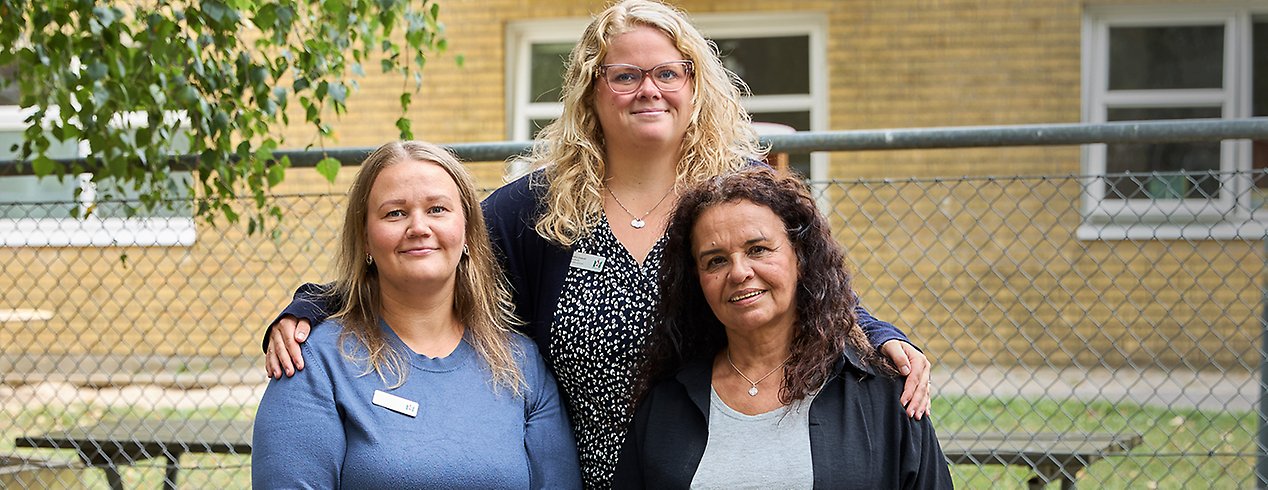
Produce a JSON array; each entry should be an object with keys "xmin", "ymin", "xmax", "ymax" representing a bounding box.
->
[
  {"xmin": 726, "ymin": 348, "xmax": 793, "ymax": 397},
  {"xmin": 606, "ymin": 184, "xmax": 674, "ymax": 229}
]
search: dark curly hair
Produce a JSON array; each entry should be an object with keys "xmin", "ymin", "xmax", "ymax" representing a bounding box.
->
[{"xmin": 636, "ymin": 166, "xmax": 883, "ymax": 405}]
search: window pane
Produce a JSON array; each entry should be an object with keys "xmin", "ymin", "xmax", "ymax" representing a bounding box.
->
[
  {"xmin": 1254, "ymin": 20, "xmax": 1268, "ymax": 192},
  {"xmin": 0, "ymin": 127, "xmax": 192, "ymax": 219},
  {"xmin": 90, "ymin": 129, "xmax": 193, "ymax": 219},
  {"xmin": 0, "ymin": 63, "xmax": 16, "ymax": 105},
  {"xmin": 0, "ymin": 129, "xmax": 81, "ymax": 219},
  {"xmin": 1104, "ymin": 107, "xmax": 1222, "ymax": 200},
  {"xmin": 751, "ymin": 111, "xmax": 810, "ymax": 178},
  {"xmin": 715, "ymin": 36, "xmax": 810, "ymax": 96},
  {"xmin": 91, "ymin": 172, "xmax": 193, "ymax": 219},
  {"xmin": 530, "ymin": 43, "xmax": 572, "ymax": 103},
  {"xmin": 0, "ymin": 175, "xmax": 80, "ymax": 219},
  {"xmin": 1108, "ymin": 25, "xmax": 1223, "ymax": 90},
  {"xmin": 529, "ymin": 118, "xmax": 555, "ymax": 140}
]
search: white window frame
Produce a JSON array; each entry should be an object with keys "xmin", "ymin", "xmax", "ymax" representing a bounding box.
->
[
  {"xmin": 1080, "ymin": 4, "xmax": 1265, "ymax": 240},
  {"xmin": 506, "ymin": 12, "xmax": 829, "ymax": 180},
  {"xmin": 0, "ymin": 106, "xmax": 196, "ymax": 247}
]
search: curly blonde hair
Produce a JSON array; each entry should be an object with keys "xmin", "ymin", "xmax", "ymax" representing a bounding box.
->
[
  {"xmin": 521, "ymin": 0, "xmax": 764, "ymax": 246},
  {"xmin": 330, "ymin": 141, "xmax": 525, "ymax": 395}
]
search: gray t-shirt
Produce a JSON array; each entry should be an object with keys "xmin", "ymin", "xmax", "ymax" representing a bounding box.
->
[{"xmin": 689, "ymin": 386, "xmax": 816, "ymax": 489}]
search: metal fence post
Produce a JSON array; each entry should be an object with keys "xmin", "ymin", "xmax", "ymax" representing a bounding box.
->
[{"xmin": 1259, "ymin": 236, "xmax": 1268, "ymax": 488}]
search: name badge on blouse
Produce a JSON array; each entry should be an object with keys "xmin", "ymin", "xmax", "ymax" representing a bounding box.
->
[
  {"xmin": 570, "ymin": 251, "xmax": 606, "ymax": 272},
  {"xmin": 373, "ymin": 390, "xmax": 419, "ymax": 418}
]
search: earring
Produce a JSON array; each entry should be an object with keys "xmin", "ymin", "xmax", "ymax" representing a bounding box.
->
[
  {"xmin": 366, "ymin": 254, "xmax": 374, "ymax": 266},
  {"xmin": 462, "ymin": 244, "xmax": 469, "ymax": 256}
]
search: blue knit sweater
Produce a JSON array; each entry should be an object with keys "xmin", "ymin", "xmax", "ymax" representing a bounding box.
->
[{"xmin": 252, "ymin": 319, "xmax": 581, "ymax": 489}]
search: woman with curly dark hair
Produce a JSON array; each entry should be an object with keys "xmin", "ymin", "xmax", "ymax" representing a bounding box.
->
[{"xmin": 615, "ymin": 167, "xmax": 951, "ymax": 489}]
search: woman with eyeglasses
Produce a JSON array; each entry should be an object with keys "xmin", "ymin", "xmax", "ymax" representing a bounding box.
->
[{"xmin": 261, "ymin": 1, "xmax": 934, "ymax": 487}]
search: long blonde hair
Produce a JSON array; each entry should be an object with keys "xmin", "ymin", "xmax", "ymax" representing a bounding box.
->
[
  {"xmin": 523, "ymin": 0, "xmax": 764, "ymax": 246},
  {"xmin": 329, "ymin": 140, "xmax": 525, "ymax": 394}
]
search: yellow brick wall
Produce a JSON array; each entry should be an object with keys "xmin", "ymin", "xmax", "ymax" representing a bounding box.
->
[
  {"xmin": 1, "ymin": 0, "xmax": 1258, "ymax": 371},
  {"xmin": 832, "ymin": 178, "xmax": 1263, "ymax": 370},
  {"xmin": 823, "ymin": 0, "xmax": 1083, "ymax": 178}
]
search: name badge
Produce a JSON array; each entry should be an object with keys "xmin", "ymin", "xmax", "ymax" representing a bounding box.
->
[
  {"xmin": 373, "ymin": 390, "xmax": 419, "ymax": 417},
  {"xmin": 570, "ymin": 251, "xmax": 606, "ymax": 272}
]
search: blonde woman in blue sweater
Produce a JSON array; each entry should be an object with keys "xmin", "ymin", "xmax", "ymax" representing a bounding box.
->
[{"xmin": 251, "ymin": 141, "xmax": 580, "ymax": 489}]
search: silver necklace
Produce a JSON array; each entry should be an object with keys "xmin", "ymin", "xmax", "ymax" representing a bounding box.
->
[
  {"xmin": 606, "ymin": 185, "xmax": 673, "ymax": 229},
  {"xmin": 726, "ymin": 348, "xmax": 792, "ymax": 397}
]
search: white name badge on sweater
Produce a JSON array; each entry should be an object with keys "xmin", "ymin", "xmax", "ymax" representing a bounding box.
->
[
  {"xmin": 373, "ymin": 390, "xmax": 419, "ymax": 417},
  {"xmin": 570, "ymin": 251, "xmax": 606, "ymax": 272}
]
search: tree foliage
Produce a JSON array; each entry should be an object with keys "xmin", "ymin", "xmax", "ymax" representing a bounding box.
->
[{"xmin": 0, "ymin": 0, "xmax": 447, "ymax": 234}]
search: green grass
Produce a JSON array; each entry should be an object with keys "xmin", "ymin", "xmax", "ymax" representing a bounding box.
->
[
  {"xmin": 2, "ymin": 397, "xmax": 1258, "ymax": 489},
  {"xmin": 1, "ymin": 403, "xmax": 255, "ymax": 489},
  {"xmin": 935, "ymin": 395, "xmax": 1256, "ymax": 489}
]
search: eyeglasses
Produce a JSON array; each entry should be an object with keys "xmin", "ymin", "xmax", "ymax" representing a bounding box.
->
[{"xmin": 596, "ymin": 60, "xmax": 694, "ymax": 94}]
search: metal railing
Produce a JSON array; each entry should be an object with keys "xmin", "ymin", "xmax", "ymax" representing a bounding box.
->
[{"xmin": 1, "ymin": 118, "xmax": 1266, "ymax": 488}]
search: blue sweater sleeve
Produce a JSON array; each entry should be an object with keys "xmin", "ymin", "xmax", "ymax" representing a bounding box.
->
[
  {"xmin": 261, "ymin": 283, "xmax": 338, "ymax": 353},
  {"xmin": 855, "ymin": 299, "xmax": 912, "ymax": 350},
  {"xmin": 252, "ymin": 337, "xmax": 344, "ymax": 488},
  {"xmin": 521, "ymin": 337, "xmax": 583, "ymax": 489}
]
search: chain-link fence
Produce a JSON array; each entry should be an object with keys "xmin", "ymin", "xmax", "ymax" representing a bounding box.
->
[{"xmin": 1, "ymin": 165, "xmax": 1265, "ymax": 488}]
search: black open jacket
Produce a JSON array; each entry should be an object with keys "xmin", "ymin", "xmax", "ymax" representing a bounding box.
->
[{"xmin": 613, "ymin": 348, "xmax": 953, "ymax": 489}]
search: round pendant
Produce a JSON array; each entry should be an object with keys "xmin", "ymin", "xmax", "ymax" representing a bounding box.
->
[
  {"xmin": 630, "ymin": 219, "xmax": 646, "ymax": 229},
  {"xmin": 747, "ymin": 386, "xmax": 759, "ymax": 396}
]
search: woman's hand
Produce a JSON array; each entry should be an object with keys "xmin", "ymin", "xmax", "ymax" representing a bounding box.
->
[
  {"xmin": 265, "ymin": 316, "xmax": 312, "ymax": 379},
  {"xmin": 880, "ymin": 340, "xmax": 932, "ymax": 420}
]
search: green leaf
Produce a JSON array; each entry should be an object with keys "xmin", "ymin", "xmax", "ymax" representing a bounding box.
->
[
  {"xmin": 203, "ymin": 0, "xmax": 228, "ymax": 24},
  {"xmin": 316, "ymin": 156, "xmax": 340, "ymax": 183},
  {"xmin": 32, "ymin": 155, "xmax": 55, "ymax": 176},
  {"xmin": 249, "ymin": 66, "xmax": 268, "ymax": 86},
  {"xmin": 274, "ymin": 5, "xmax": 295, "ymax": 28},
  {"xmin": 254, "ymin": 3, "xmax": 277, "ymax": 30},
  {"xmin": 395, "ymin": 117, "xmax": 412, "ymax": 140},
  {"xmin": 85, "ymin": 60, "xmax": 108, "ymax": 81},
  {"xmin": 267, "ymin": 162, "xmax": 286, "ymax": 186}
]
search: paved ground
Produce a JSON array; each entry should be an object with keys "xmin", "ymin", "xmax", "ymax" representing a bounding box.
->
[
  {"xmin": 935, "ymin": 364, "xmax": 1259, "ymax": 412},
  {"xmin": 1, "ymin": 354, "xmax": 265, "ymax": 412},
  {"xmin": 1, "ymin": 353, "xmax": 1261, "ymax": 413}
]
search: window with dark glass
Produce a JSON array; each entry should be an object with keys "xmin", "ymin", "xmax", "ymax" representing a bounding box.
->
[
  {"xmin": 1253, "ymin": 19, "xmax": 1268, "ymax": 191},
  {"xmin": 1103, "ymin": 25, "xmax": 1225, "ymax": 202},
  {"xmin": 0, "ymin": 63, "xmax": 17, "ymax": 105},
  {"xmin": 530, "ymin": 42, "xmax": 572, "ymax": 104},
  {"xmin": 715, "ymin": 35, "xmax": 813, "ymax": 177},
  {"xmin": 1104, "ymin": 107, "xmax": 1222, "ymax": 200},
  {"xmin": 715, "ymin": 36, "xmax": 810, "ymax": 96},
  {"xmin": 1108, "ymin": 25, "xmax": 1223, "ymax": 91}
]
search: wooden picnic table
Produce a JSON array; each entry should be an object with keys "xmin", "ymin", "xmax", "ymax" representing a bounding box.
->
[
  {"xmin": 16, "ymin": 419, "xmax": 1139, "ymax": 490},
  {"xmin": 14, "ymin": 419, "xmax": 252, "ymax": 490},
  {"xmin": 940, "ymin": 431, "xmax": 1143, "ymax": 489}
]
